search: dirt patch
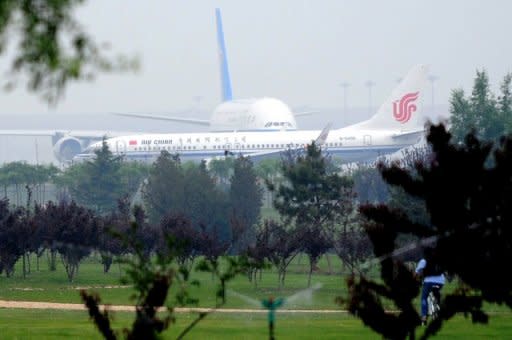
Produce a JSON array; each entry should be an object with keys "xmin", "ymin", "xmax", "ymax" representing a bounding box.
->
[
  {"xmin": 0, "ymin": 300, "xmax": 347, "ymax": 313},
  {"xmin": 8, "ymin": 285, "xmax": 131, "ymax": 292}
]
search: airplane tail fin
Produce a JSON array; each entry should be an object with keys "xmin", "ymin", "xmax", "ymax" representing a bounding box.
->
[
  {"xmin": 359, "ymin": 64, "xmax": 429, "ymax": 131},
  {"xmin": 215, "ymin": 8, "xmax": 233, "ymax": 101},
  {"xmin": 315, "ymin": 122, "xmax": 333, "ymax": 146}
]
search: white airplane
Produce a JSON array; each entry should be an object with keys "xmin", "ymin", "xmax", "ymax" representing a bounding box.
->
[
  {"xmin": 78, "ymin": 64, "xmax": 430, "ymax": 164},
  {"xmin": 0, "ymin": 8, "xmax": 308, "ymax": 163},
  {"xmin": 115, "ymin": 8, "xmax": 309, "ymax": 132}
]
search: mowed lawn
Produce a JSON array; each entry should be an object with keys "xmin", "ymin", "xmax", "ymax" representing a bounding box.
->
[
  {"xmin": 0, "ymin": 253, "xmax": 511, "ymax": 338},
  {"xmin": 0, "ymin": 309, "xmax": 511, "ymax": 339},
  {"xmin": 0, "ymin": 253, "xmax": 354, "ymax": 309}
]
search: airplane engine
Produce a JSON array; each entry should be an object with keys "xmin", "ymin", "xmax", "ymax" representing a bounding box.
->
[{"xmin": 53, "ymin": 136, "xmax": 83, "ymax": 162}]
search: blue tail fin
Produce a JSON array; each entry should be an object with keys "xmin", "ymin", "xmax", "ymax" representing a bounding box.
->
[{"xmin": 215, "ymin": 8, "xmax": 233, "ymax": 101}]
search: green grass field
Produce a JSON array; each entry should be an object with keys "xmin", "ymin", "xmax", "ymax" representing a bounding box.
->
[
  {"xmin": 0, "ymin": 309, "xmax": 511, "ymax": 339},
  {"xmin": 0, "ymin": 253, "xmax": 511, "ymax": 339}
]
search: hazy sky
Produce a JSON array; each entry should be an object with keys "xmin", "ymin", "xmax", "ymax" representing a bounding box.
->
[{"xmin": 1, "ymin": 0, "xmax": 511, "ymax": 115}]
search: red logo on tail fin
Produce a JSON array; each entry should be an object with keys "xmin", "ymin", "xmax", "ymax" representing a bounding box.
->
[{"xmin": 393, "ymin": 92, "xmax": 419, "ymax": 123}]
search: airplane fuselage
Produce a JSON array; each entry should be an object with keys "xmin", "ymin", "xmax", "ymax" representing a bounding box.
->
[{"xmin": 79, "ymin": 126, "xmax": 422, "ymax": 164}]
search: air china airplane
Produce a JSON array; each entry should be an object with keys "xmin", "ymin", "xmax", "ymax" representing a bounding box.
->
[
  {"xmin": 77, "ymin": 64, "xmax": 430, "ymax": 164},
  {"xmin": 114, "ymin": 8, "xmax": 308, "ymax": 132}
]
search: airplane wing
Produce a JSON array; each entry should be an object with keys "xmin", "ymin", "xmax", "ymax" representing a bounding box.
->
[
  {"xmin": 112, "ymin": 112, "xmax": 210, "ymax": 126},
  {"xmin": 0, "ymin": 129, "xmax": 59, "ymax": 137},
  {"xmin": 293, "ymin": 110, "xmax": 318, "ymax": 117},
  {"xmin": 230, "ymin": 122, "xmax": 334, "ymax": 162},
  {"xmin": 0, "ymin": 129, "xmax": 143, "ymax": 139},
  {"xmin": 391, "ymin": 129, "xmax": 425, "ymax": 139}
]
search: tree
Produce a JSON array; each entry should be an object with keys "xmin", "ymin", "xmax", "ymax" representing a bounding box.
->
[
  {"xmin": 56, "ymin": 140, "xmax": 129, "ymax": 214},
  {"xmin": 142, "ymin": 151, "xmax": 184, "ymax": 223},
  {"xmin": 272, "ymin": 143, "xmax": 354, "ymax": 286},
  {"xmin": 183, "ymin": 161, "xmax": 229, "ymax": 234},
  {"xmin": 196, "ymin": 223, "xmax": 230, "ymax": 271},
  {"xmin": 350, "ymin": 164, "xmax": 390, "ymax": 204},
  {"xmin": 158, "ymin": 213, "xmax": 199, "ymax": 270},
  {"xmin": 208, "ymin": 157, "xmax": 235, "ymax": 188},
  {"xmin": 346, "ymin": 124, "xmax": 512, "ymax": 339},
  {"xmin": 99, "ymin": 197, "xmax": 131, "ymax": 273},
  {"xmin": 255, "ymin": 158, "xmax": 281, "ymax": 207},
  {"xmin": 450, "ymin": 70, "xmax": 512, "ymax": 144},
  {"xmin": 0, "ymin": 0, "xmax": 136, "ymax": 103},
  {"xmin": 245, "ymin": 224, "xmax": 272, "ymax": 286},
  {"xmin": 0, "ymin": 199, "xmax": 25, "ymax": 277},
  {"xmin": 500, "ymin": 73, "xmax": 512, "ymax": 132},
  {"xmin": 229, "ymin": 156, "xmax": 263, "ymax": 252},
  {"xmin": 35, "ymin": 200, "xmax": 99, "ymax": 282},
  {"xmin": 262, "ymin": 219, "xmax": 300, "ymax": 289},
  {"xmin": 331, "ymin": 187, "xmax": 373, "ymax": 275}
]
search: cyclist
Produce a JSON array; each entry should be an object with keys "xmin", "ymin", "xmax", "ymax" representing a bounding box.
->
[{"xmin": 415, "ymin": 247, "xmax": 445, "ymax": 325}]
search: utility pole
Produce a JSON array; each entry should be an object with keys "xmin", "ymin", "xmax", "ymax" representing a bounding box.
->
[
  {"xmin": 428, "ymin": 75, "xmax": 438, "ymax": 110},
  {"xmin": 339, "ymin": 81, "xmax": 350, "ymax": 126},
  {"xmin": 35, "ymin": 138, "xmax": 39, "ymax": 165},
  {"xmin": 365, "ymin": 80, "xmax": 375, "ymax": 114}
]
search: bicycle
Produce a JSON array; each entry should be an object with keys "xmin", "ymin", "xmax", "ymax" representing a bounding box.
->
[{"xmin": 427, "ymin": 284, "xmax": 441, "ymax": 321}]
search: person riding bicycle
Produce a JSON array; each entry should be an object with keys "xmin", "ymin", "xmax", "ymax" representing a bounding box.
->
[{"xmin": 415, "ymin": 247, "xmax": 445, "ymax": 325}]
